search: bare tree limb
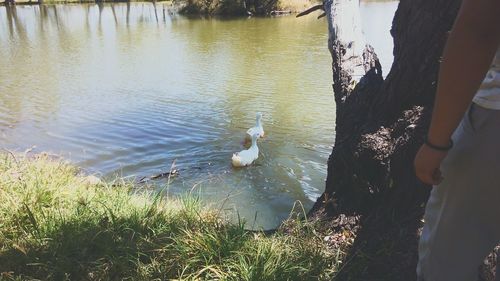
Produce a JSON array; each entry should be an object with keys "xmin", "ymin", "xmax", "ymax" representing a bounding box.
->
[{"xmin": 296, "ymin": 4, "xmax": 323, "ymax": 18}]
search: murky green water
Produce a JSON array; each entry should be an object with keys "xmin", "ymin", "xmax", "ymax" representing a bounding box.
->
[{"xmin": 0, "ymin": 1, "xmax": 397, "ymax": 229}]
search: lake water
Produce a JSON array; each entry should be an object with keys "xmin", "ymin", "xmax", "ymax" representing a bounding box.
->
[{"xmin": 0, "ymin": 1, "xmax": 397, "ymax": 229}]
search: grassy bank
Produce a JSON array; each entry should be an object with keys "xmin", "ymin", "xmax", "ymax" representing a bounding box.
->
[{"xmin": 0, "ymin": 153, "xmax": 343, "ymax": 280}]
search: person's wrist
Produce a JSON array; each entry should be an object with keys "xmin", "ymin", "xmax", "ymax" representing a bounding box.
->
[
  {"xmin": 426, "ymin": 132, "xmax": 452, "ymax": 146},
  {"xmin": 424, "ymin": 135, "xmax": 453, "ymax": 152}
]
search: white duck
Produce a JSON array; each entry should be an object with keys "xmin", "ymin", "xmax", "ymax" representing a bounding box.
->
[
  {"xmin": 232, "ymin": 133, "xmax": 259, "ymax": 167},
  {"xmin": 246, "ymin": 112, "xmax": 264, "ymax": 139}
]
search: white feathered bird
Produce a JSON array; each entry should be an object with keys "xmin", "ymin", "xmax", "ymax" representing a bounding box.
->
[
  {"xmin": 232, "ymin": 133, "xmax": 259, "ymax": 167},
  {"xmin": 246, "ymin": 112, "xmax": 264, "ymax": 139}
]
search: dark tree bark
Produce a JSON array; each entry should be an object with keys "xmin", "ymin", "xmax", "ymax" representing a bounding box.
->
[
  {"xmin": 311, "ymin": 0, "xmax": 461, "ymax": 215},
  {"xmin": 302, "ymin": 0, "xmax": 491, "ymax": 279}
]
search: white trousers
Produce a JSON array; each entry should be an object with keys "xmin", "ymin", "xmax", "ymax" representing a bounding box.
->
[{"xmin": 417, "ymin": 103, "xmax": 500, "ymax": 281}]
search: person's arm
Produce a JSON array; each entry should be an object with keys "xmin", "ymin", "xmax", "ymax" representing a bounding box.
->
[{"xmin": 414, "ymin": 0, "xmax": 500, "ymax": 185}]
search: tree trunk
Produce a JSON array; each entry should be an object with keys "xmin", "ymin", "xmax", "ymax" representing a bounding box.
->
[{"xmin": 307, "ymin": 0, "xmax": 467, "ymax": 279}]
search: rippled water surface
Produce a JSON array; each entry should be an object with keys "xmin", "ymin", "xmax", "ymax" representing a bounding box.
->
[{"xmin": 0, "ymin": 1, "xmax": 397, "ymax": 229}]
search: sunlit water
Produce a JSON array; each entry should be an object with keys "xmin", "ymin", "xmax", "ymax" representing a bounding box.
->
[{"xmin": 0, "ymin": 1, "xmax": 397, "ymax": 229}]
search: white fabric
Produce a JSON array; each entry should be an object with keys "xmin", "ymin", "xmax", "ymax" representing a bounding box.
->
[{"xmin": 473, "ymin": 47, "xmax": 500, "ymax": 109}]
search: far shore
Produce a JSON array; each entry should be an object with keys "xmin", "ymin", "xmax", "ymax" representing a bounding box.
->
[
  {"xmin": 0, "ymin": 0, "xmax": 171, "ymax": 6},
  {"xmin": 0, "ymin": 0, "xmax": 318, "ymax": 15}
]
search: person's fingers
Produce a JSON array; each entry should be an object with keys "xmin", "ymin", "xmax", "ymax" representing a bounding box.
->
[
  {"xmin": 424, "ymin": 175, "xmax": 440, "ymax": 185},
  {"xmin": 415, "ymin": 167, "xmax": 435, "ymax": 185},
  {"xmin": 432, "ymin": 168, "xmax": 443, "ymax": 185},
  {"xmin": 415, "ymin": 165, "xmax": 442, "ymax": 185},
  {"xmin": 414, "ymin": 144, "xmax": 448, "ymax": 186}
]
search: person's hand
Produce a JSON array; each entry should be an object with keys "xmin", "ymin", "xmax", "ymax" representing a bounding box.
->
[{"xmin": 414, "ymin": 144, "xmax": 449, "ymax": 185}]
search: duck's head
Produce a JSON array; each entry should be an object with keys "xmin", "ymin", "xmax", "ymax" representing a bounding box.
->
[
  {"xmin": 251, "ymin": 132, "xmax": 260, "ymax": 140},
  {"xmin": 256, "ymin": 112, "xmax": 263, "ymax": 121}
]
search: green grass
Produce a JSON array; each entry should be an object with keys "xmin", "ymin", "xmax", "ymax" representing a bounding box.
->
[{"xmin": 0, "ymin": 152, "xmax": 342, "ymax": 280}]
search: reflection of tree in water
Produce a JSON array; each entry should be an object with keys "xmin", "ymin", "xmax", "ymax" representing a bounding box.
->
[
  {"xmin": 5, "ymin": 5, "xmax": 14, "ymax": 36},
  {"xmin": 5, "ymin": 5, "xmax": 27, "ymax": 40},
  {"xmin": 0, "ymin": 5, "xmax": 60, "ymax": 129},
  {"xmin": 52, "ymin": 5, "xmax": 60, "ymax": 27},
  {"xmin": 38, "ymin": 4, "xmax": 48, "ymax": 33},
  {"xmin": 0, "ymin": 3, "xmax": 179, "ymax": 136},
  {"xmin": 110, "ymin": 3, "xmax": 118, "ymax": 25},
  {"xmin": 97, "ymin": 1, "xmax": 104, "ymax": 32},
  {"xmin": 126, "ymin": 1, "xmax": 130, "ymax": 25}
]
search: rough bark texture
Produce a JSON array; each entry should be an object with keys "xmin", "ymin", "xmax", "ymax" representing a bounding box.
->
[{"xmin": 304, "ymin": 0, "xmax": 496, "ymax": 279}]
